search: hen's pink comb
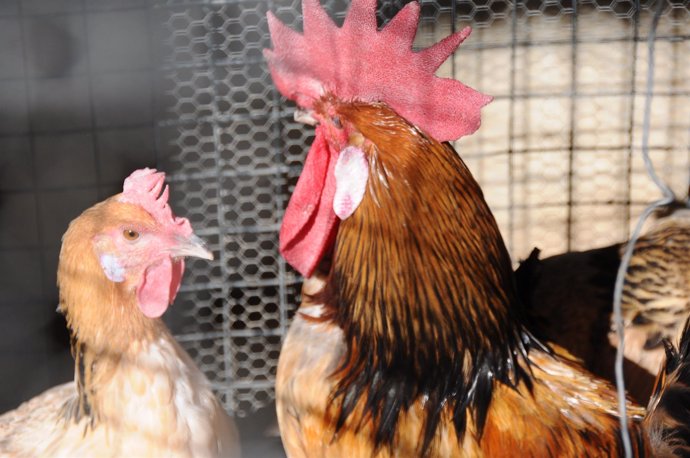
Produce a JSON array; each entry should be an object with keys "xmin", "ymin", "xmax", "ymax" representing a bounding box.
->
[
  {"xmin": 119, "ymin": 168, "xmax": 192, "ymax": 236},
  {"xmin": 264, "ymin": 0, "xmax": 492, "ymax": 142}
]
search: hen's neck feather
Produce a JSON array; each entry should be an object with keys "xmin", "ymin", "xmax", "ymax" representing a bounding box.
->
[
  {"xmin": 318, "ymin": 101, "xmax": 538, "ymax": 449},
  {"xmin": 58, "ymin": 201, "xmax": 159, "ymax": 353},
  {"xmin": 56, "ymin": 201, "xmax": 166, "ymax": 424}
]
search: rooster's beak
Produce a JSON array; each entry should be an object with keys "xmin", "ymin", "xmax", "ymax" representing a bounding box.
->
[{"xmin": 171, "ymin": 234, "xmax": 214, "ymax": 261}]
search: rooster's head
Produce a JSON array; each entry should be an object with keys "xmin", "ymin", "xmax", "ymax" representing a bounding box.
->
[{"xmin": 264, "ymin": 0, "xmax": 491, "ymax": 277}]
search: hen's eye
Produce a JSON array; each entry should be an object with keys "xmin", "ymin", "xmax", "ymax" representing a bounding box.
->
[
  {"xmin": 123, "ymin": 229, "xmax": 139, "ymax": 241},
  {"xmin": 332, "ymin": 116, "xmax": 342, "ymax": 129}
]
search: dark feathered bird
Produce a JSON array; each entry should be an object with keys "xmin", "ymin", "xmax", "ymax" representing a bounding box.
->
[{"xmin": 517, "ymin": 206, "xmax": 690, "ymax": 404}]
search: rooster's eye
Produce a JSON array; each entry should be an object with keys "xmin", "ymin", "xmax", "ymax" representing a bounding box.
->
[
  {"xmin": 123, "ymin": 229, "xmax": 140, "ymax": 241},
  {"xmin": 332, "ymin": 116, "xmax": 342, "ymax": 129}
]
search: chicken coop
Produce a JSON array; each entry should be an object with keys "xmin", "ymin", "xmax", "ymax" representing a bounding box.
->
[{"xmin": 0, "ymin": 0, "xmax": 689, "ymax": 455}]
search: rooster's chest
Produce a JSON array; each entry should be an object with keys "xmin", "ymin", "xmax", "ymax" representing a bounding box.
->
[
  {"xmin": 275, "ymin": 303, "xmax": 473, "ymax": 458},
  {"xmin": 275, "ymin": 304, "xmax": 348, "ymax": 456}
]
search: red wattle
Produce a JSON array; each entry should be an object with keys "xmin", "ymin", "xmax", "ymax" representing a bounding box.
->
[
  {"xmin": 137, "ymin": 257, "xmax": 183, "ymax": 319},
  {"xmin": 279, "ymin": 125, "xmax": 339, "ymax": 277}
]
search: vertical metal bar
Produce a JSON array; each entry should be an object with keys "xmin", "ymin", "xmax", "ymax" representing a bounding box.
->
[
  {"xmin": 687, "ymin": 122, "xmax": 690, "ymax": 198},
  {"xmin": 206, "ymin": 4, "xmax": 235, "ymax": 411},
  {"xmin": 668, "ymin": 16, "xmax": 681, "ymax": 193},
  {"xmin": 266, "ymin": 0, "xmax": 290, "ymax": 376},
  {"xmin": 266, "ymin": 0, "xmax": 288, "ymax": 348},
  {"xmin": 565, "ymin": 1, "xmax": 578, "ymax": 251},
  {"xmin": 78, "ymin": 0, "xmax": 104, "ymax": 200},
  {"xmin": 507, "ymin": 0, "xmax": 518, "ymax": 252},
  {"xmin": 450, "ymin": 0, "xmax": 456, "ymax": 78},
  {"xmin": 148, "ymin": 0, "xmax": 161, "ymax": 169},
  {"xmin": 17, "ymin": 3, "xmax": 47, "ymax": 301},
  {"xmin": 683, "ymin": 14, "xmax": 690, "ymax": 198},
  {"xmin": 625, "ymin": 1, "xmax": 641, "ymax": 235},
  {"xmin": 687, "ymin": 92, "xmax": 690, "ymax": 199}
]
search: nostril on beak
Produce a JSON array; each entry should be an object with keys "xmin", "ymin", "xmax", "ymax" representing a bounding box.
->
[
  {"xmin": 172, "ymin": 234, "xmax": 214, "ymax": 261},
  {"xmin": 294, "ymin": 109, "xmax": 317, "ymax": 126}
]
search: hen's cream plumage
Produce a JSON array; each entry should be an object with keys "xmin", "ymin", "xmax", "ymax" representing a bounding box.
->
[{"xmin": 0, "ymin": 331, "xmax": 237, "ymax": 458}]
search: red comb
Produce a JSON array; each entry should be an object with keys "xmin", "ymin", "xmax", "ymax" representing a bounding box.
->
[
  {"xmin": 119, "ymin": 168, "xmax": 192, "ymax": 236},
  {"xmin": 264, "ymin": 0, "xmax": 492, "ymax": 142}
]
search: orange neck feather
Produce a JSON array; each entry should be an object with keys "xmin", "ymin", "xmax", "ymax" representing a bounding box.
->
[
  {"xmin": 56, "ymin": 199, "xmax": 164, "ymax": 423},
  {"xmin": 57, "ymin": 199, "xmax": 161, "ymax": 354},
  {"xmin": 318, "ymin": 100, "xmax": 536, "ymax": 449}
]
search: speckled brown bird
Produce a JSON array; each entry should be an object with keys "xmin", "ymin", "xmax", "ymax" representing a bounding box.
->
[
  {"xmin": 516, "ymin": 206, "xmax": 690, "ymax": 405},
  {"xmin": 265, "ymin": 0, "xmax": 690, "ymax": 456},
  {"xmin": 0, "ymin": 169, "xmax": 240, "ymax": 458}
]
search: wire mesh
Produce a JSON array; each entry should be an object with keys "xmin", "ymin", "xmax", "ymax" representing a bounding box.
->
[{"xmin": 153, "ymin": 0, "xmax": 690, "ymax": 416}]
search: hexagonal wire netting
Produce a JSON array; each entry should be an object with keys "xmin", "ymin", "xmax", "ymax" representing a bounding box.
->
[{"xmin": 152, "ymin": 0, "xmax": 690, "ymax": 416}]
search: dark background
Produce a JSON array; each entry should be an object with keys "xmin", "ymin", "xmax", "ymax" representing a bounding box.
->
[{"xmin": 0, "ymin": 0, "xmax": 157, "ymax": 410}]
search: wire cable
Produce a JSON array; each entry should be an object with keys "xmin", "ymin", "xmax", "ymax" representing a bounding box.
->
[{"xmin": 613, "ymin": 2, "xmax": 676, "ymax": 456}]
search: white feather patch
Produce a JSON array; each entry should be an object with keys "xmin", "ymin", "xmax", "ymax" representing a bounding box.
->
[{"xmin": 333, "ymin": 146, "xmax": 369, "ymax": 220}]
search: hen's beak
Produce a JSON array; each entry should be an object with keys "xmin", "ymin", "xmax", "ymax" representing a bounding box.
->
[
  {"xmin": 171, "ymin": 234, "xmax": 214, "ymax": 261},
  {"xmin": 294, "ymin": 109, "xmax": 317, "ymax": 126}
]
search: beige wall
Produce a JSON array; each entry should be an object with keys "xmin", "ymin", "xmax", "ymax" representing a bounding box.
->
[{"xmin": 416, "ymin": 4, "xmax": 690, "ymax": 262}]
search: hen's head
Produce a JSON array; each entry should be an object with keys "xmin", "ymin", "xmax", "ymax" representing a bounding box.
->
[
  {"xmin": 58, "ymin": 169, "xmax": 212, "ymax": 331},
  {"xmin": 265, "ymin": 0, "xmax": 491, "ymax": 277}
]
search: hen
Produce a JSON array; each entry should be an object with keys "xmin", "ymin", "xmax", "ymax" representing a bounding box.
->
[
  {"xmin": 0, "ymin": 169, "xmax": 240, "ymax": 458},
  {"xmin": 265, "ymin": 0, "xmax": 690, "ymax": 455},
  {"xmin": 517, "ymin": 205, "xmax": 690, "ymax": 405}
]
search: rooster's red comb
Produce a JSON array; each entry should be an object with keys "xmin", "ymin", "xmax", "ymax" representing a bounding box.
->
[
  {"xmin": 264, "ymin": 0, "xmax": 492, "ymax": 142},
  {"xmin": 118, "ymin": 168, "xmax": 192, "ymax": 236}
]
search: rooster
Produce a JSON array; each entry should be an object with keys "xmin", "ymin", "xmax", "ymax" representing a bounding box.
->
[
  {"xmin": 265, "ymin": 0, "xmax": 690, "ymax": 455},
  {"xmin": 516, "ymin": 205, "xmax": 690, "ymax": 405},
  {"xmin": 0, "ymin": 169, "xmax": 240, "ymax": 458}
]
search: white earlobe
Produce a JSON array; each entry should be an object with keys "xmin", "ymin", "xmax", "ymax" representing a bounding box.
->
[
  {"xmin": 99, "ymin": 253, "xmax": 125, "ymax": 282},
  {"xmin": 333, "ymin": 146, "xmax": 369, "ymax": 220}
]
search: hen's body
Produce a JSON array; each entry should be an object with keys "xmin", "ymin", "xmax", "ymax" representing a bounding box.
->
[
  {"xmin": 518, "ymin": 212, "xmax": 690, "ymax": 404},
  {"xmin": 274, "ymin": 100, "xmax": 688, "ymax": 457},
  {"xmin": 0, "ymin": 328, "xmax": 235, "ymax": 458}
]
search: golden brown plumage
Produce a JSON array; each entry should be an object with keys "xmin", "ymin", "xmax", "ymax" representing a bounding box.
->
[
  {"xmin": 0, "ymin": 170, "xmax": 240, "ymax": 458},
  {"xmin": 276, "ymin": 97, "xmax": 690, "ymax": 457},
  {"xmin": 265, "ymin": 0, "xmax": 690, "ymax": 454},
  {"xmin": 517, "ymin": 210, "xmax": 690, "ymax": 404}
]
